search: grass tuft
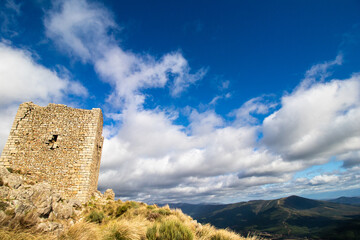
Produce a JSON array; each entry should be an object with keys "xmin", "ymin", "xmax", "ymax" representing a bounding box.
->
[
  {"xmin": 86, "ymin": 210, "xmax": 104, "ymax": 224},
  {"xmin": 148, "ymin": 219, "xmax": 194, "ymax": 240},
  {"xmin": 115, "ymin": 204, "xmax": 130, "ymax": 217},
  {"xmin": 102, "ymin": 219, "xmax": 147, "ymax": 240},
  {"xmin": 59, "ymin": 222, "xmax": 99, "ymax": 240},
  {"xmin": 0, "ymin": 228, "xmax": 54, "ymax": 240}
]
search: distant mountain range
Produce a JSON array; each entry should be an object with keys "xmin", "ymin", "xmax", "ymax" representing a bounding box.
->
[
  {"xmin": 327, "ymin": 196, "xmax": 360, "ymax": 206},
  {"xmin": 169, "ymin": 196, "xmax": 360, "ymax": 240}
]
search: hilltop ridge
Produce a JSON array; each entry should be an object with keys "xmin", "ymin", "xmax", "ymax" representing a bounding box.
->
[{"xmin": 171, "ymin": 195, "xmax": 360, "ymax": 239}]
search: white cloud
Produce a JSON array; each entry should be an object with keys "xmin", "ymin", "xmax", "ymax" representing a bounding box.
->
[
  {"xmin": 309, "ymin": 174, "xmax": 339, "ymax": 185},
  {"xmin": 263, "ymin": 65, "xmax": 360, "ymax": 163},
  {"xmin": 99, "ymin": 103, "xmax": 296, "ymax": 202},
  {"xmin": 209, "ymin": 92, "xmax": 231, "ymax": 105},
  {"xmin": 232, "ymin": 96, "xmax": 276, "ymax": 126},
  {"xmin": 45, "ymin": 0, "xmax": 116, "ymax": 62},
  {"xmin": 96, "ymin": 49, "xmax": 206, "ymax": 107},
  {"xmin": 300, "ymin": 54, "xmax": 343, "ymax": 88},
  {"xmin": 189, "ymin": 110, "xmax": 224, "ymax": 135}
]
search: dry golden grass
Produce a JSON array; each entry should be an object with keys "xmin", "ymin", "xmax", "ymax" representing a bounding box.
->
[
  {"xmin": 102, "ymin": 218, "xmax": 148, "ymax": 240},
  {"xmin": 1, "ymin": 199, "xmax": 261, "ymax": 240},
  {"xmin": 0, "ymin": 228, "xmax": 54, "ymax": 240},
  {"xmin": 0, "ymin": 209, "xmax": 39, "ymax": 230},
  {"xmin": 59, "ymin": 222, "xmax": 100, "ymax": 240}
]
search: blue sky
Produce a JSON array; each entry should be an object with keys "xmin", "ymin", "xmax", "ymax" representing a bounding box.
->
[{"xmin": 1, "ymin": 0, "xmax": 360, "ymax": 203}]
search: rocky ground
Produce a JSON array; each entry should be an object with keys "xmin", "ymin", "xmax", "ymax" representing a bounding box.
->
[{"xmin": 0, "ymin": 166, "xmax": 114, "ymax": 237}]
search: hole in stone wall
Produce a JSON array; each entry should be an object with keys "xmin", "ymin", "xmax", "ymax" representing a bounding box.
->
[{"xmin": 46, "ymin": 135, "xmax": 59, "ymax": 150}]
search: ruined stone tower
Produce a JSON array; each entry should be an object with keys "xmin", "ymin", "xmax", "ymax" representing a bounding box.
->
[{"xmin": 0, "ymin": 102, "xmax": 104, "ymax": 203}]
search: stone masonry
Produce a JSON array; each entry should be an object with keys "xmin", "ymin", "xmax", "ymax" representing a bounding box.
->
[{"xmin": 0, "ymin": 102, "xmax": 104, "ymax": 203}]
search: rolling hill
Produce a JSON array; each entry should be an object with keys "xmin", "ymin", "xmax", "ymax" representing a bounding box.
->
[{"xmin": 170, "ymin": 195, "xmax": 360, "ymax": 239}]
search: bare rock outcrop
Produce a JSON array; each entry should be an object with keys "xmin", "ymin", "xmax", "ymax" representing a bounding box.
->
[
  {"xmin": 104, "ymin": 189, "xmax": 115, "ymax": 200},
  {"xmin": 0, "ymin": 166, "xmax": 116, "ymax": 235},
  {"xmin": 0, "ymin": 167, "xmax": 78, "ymax": 234}
]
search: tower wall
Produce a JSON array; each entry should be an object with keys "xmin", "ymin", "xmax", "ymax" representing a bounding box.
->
[{"xmin": 0, "ymin": 102, "xmax": 104, "ymax": 203}]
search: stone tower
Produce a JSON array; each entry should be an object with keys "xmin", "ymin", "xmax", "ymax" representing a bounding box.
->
[{"xmin": 0, "ymin": 102, "xmax": 104, "ymax": 203}]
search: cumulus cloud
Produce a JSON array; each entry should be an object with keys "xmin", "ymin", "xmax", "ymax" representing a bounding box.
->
[
  {"xmin": 99, "ymin": 104, "xmax": 293, "ymax": 203},
  {"xmin": 263, "ymin": 74, "xmax": 360, "ymax": 163},
  {"xmin": 98, "ymin": 61, "xmax": 360, "ymax": 203},
  {"xmin": 0, "ymin": 42, "xmax": 87, "ymax": 151}
]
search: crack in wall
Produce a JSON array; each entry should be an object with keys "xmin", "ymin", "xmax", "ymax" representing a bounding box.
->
[{"xmin": 15, "ymin": 106, "xmax": 34, "ymax": 130}]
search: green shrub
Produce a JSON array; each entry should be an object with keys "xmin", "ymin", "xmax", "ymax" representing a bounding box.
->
[
  {"xmin": 157, "ymin": 208, "xmax": 171, "ymax": 216},
  {"xmin": 146, "ymin": 225, "xmax": 158, "ymax": 240},
  {"xmin": 147, "ymin": 205, "xmax": 156, "ymax": 210},
  {"xmin": 108, "ymin": 231, "xmax": 127, "ymax": 240},
  {"xmin": 105, "ymin": 205, "xmax": 115, "ymax": 216},
  {"xmin": 129, "ymin": 201, "xmax": 140, "ymax": 208},
  {"xmin": 6, "ymin": 168, "xmax": 13, "ymax": 173},
  {"xmin": 158, "ymin": 220, "xmax": 193, "ymax": 240},
  {"xmin": 115, "ymin": 204, "xmax": 129, "ymax": 217},
  {"xmin": 86, "ymin": 210, "xmax": 104, "ymax": 223}
]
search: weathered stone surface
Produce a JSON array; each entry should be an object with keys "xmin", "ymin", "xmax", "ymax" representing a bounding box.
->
[
  {"xmin": 2, "ymin": 173, "xmax": 23, "ymax": 189},
  {"xmin": 53, "ymin": 201, "xmax": 74, "ymax": 219},
  {"xmin": 68, "ymin": 199, "xmax": 82, "ymax": 208},
  {"xmin": 13, "ymin": 200, "xmax": 35, "ymax": 215},
  {"xmin": 31, "ymin": 182, "xmax": 53, "ymax": 217},
  {"xmin": 104, "ymin": 189, "xmax": 115, "ymax": 200},
  {"xmin": 37, "ymin": 221, "xmax": 63, "ymax": 232},
  {"xmin": 0, "ymin": 166, "xmax": 78, "ymax": 234},
  {"xmin": 0, "ymin": 167, "xmax": 10, "ymax": 177},
  {"xmin": 0, "ymin": 102, "xmax": 104, "ymax": 203},
  {"xmin": 10, "ymin": 185, "xmax": 34, "ymax": 201}
]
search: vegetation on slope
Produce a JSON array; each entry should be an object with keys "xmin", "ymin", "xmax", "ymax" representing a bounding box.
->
[
  {"xmin": 0, "ymin": 198, "xmax": 260, "ymax": 240},
  {"xmin": 0, "ymin": 165, "xmax": 259, "ymax": 240}
]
